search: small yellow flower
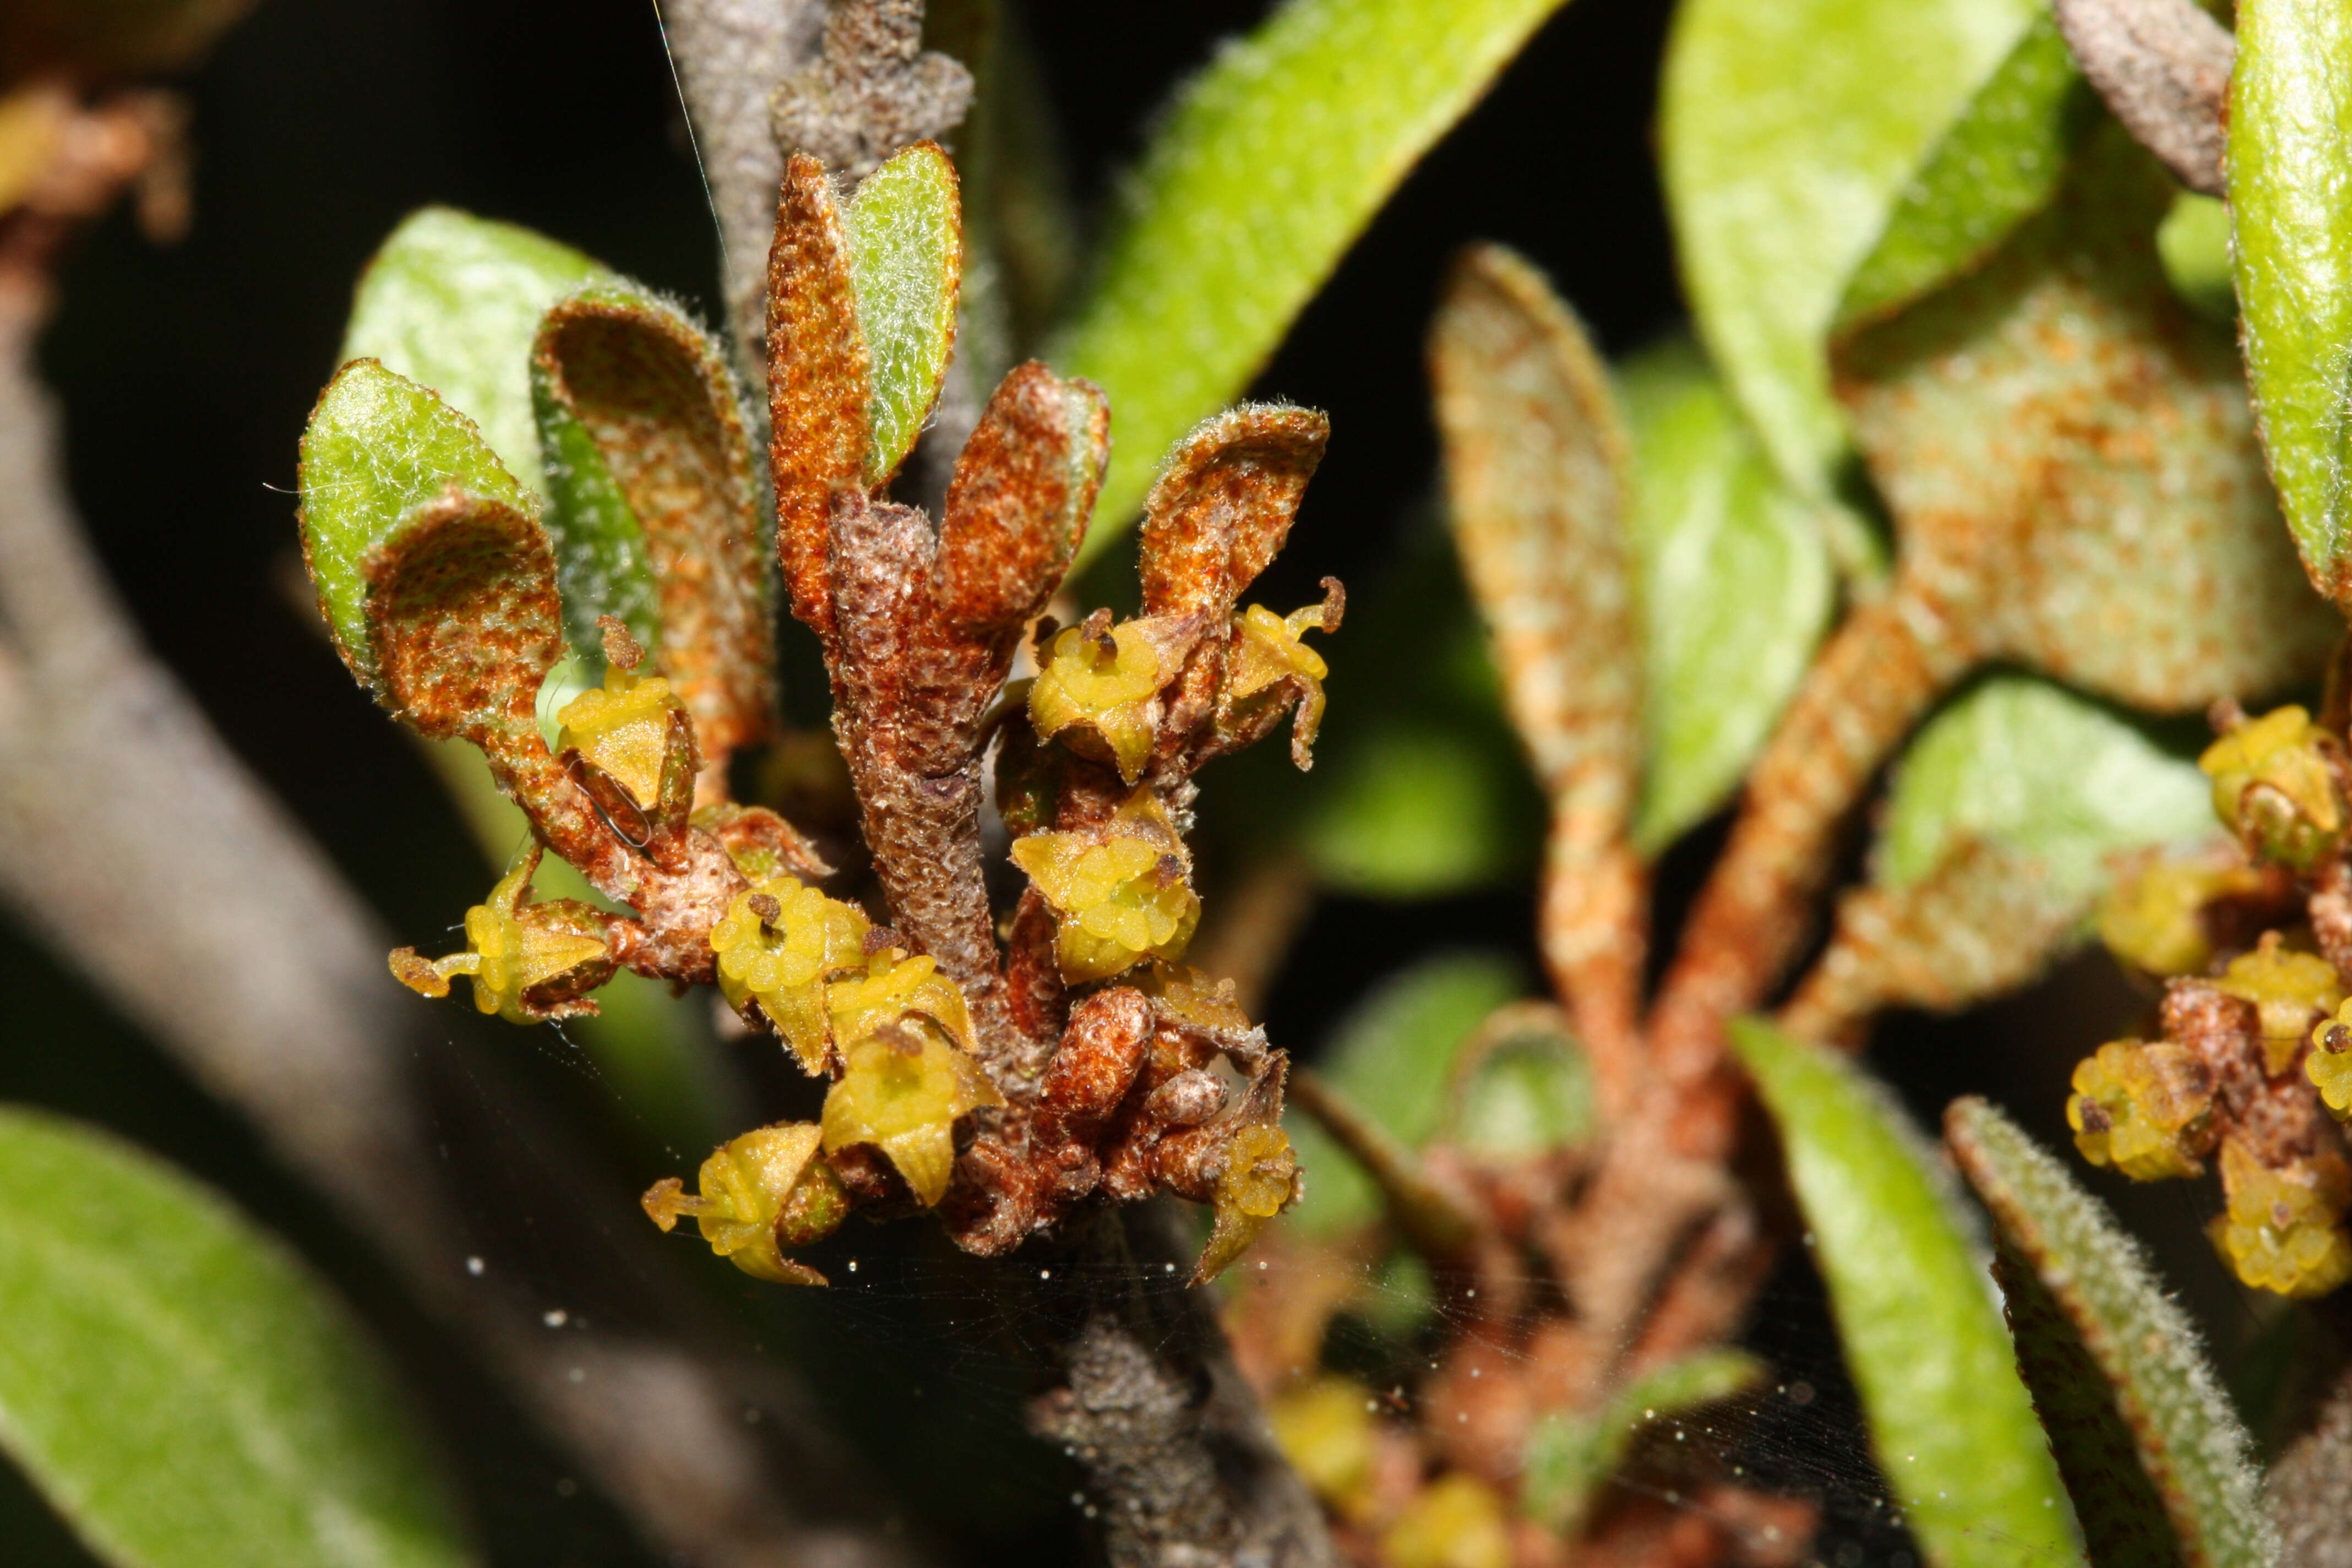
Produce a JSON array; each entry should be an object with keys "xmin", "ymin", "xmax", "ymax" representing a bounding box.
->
[
  {"xmin": 2066, "ymin": 1039, "xmax": 2214, "ymax": 1180},
  {"xmin": 1194, "ymin": 1123, "xmax": 1297, "ymax": 1282},
  {"xmin": 709, "ymin": 878, "xmax": 870, "ymax": 1073},
  {"xmin": 641, "ymin": 1122, "xmax": 846, "ymax": 1286},
  {"xmin": 2096, "ymin": 851, "xmax": 2264, "ymax": 977},
  {"xmin": 1268, "ymin": 1377, "xmax": 1379, "ymax": 1522},
  {"xmin": 1135, "ymin": 961, "xmax": 1254, "ymax": 1036},
  {"xmin": 2307, "ymin": 1000, "xmax": 2352, "ymax": 1120},
  {"xmin": 1226, "ymin": 598, "xmax": 1337, "ymax": 764},
  {"xmin": 826, "ymin": 946, "xmax": 974, "ymax": 1054},
  {"xmin": 819, "ymin": 1025, "xmax": 1004, "ymax": 1207},
  {"xmin": 1010, "ymin": 792, "xmax": 1201, "ymax": 982},
  {"xmin": 2199, "ymin": 705, "xmax": 2346, "ymax": 872},
  {"xmin": 557, "ymin": 662, "xmax": 688, "ymax": 809},
  {"xmin": 2211, "ymin": 1139, "xmax": 2352, "ymax": 1298},
  {"xmin": 389, "ymin": 852, "xmax": 610, "ymax": 1025},
  {"xmin": 2217, "ymin": 934, "xmax": 2345, "ymax": 1074},
  {"xmin": 1381, "ymin": 1473, "xmax": 1511, "ymax": 1568},
  {"xmin": 1030, "ymin": 618, "xmax": 1166, "ymax": 781}
]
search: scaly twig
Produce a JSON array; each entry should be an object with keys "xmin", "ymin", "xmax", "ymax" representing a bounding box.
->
[{"xmin": 2054, "ymin": 0, "xmax": 2233, "ymax": 197}]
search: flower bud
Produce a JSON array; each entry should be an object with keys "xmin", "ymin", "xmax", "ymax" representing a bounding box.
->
[
  {"xmin": 2066, "ymin": 1039, "xmax": 2215, "ymax": 1180},
  {"xmin": 2096, "ymin": 851, "xmax": 2266, "ymax": 977},
  {"xmin": 2198, "ymin": 705, "xmax": 2347, "ymax": 872},
  {"xmin": 2215, "ymin": 934, "xmax": 2345, "ymax": 1074},
  {"xmin": 2210, "ymin": 1139, "xmax": 2352, "ymax": 1298}
]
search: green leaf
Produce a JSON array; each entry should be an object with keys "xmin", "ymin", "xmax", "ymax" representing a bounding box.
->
[
  {"xmin": 1837, "ymin": 126, "xmax": 2340, "ymax": 710},
  {"xmin": 842, "ymin": 143, "xmax": 962, "ymax": 487},
  {"xmin": 1055, "ymin": 0, "xmax": 1572, "ymax": 560},
  {"xmin": 1444, "ymin": 1004, "xmax": 1594, "ymax": 1158},
  {"xmin": 1728, "ymin": 1020, "xmax": 2082, "ymax": 1568},
  {"xmin": 1661, "ymin": 0, "xmax": 2037, "ymax": 510},
  {"xmin": 1304, "ymin": 712, "xmax": 1540, "ymax": 900},
  {"xmin": 341, "ymin": 208, "xmax": 613, "ymax": 494},
  {"xmin": 1877, "ymin": 675, "xmax": 2213, "ymax": 899},
  {"xmin": 1285, "ymin": 952, "xmax": 1525, "ymax": 1235},
  {"xmin": 1946, "ymin": 1098, "xmax": 2275, "ymax": 1568},
  {"xmin": 1616, "ymin": 339, "xmax": 1832, "ymax": 853},
  {"xmin": 2229, "ymin": 0, "xmax": 2352, "ymax": 605},
  {"xmin": 1521, "ymin": 1348, "xmax": 1764, "ymax": 1534},
  {"xmin": 1835, "ymin": 13, "xmax": 2091, "ymax": 333},
  {"xmin": 0, "ymin": 1106, "xmax": 469, "ymax": 1568},
  {"xmin": 2157, "ymin": 193, "xmax": 2234, "ymax": 324},
  {"xmin": 296, "ymin": 358, "xmax": 539, "ymax": 694},
  {"xmin": 532, "ymin": 282, "xmax": 773, "ymax": 757}
]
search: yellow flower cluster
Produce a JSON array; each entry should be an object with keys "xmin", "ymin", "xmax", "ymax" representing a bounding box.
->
[
  {"xmin": 1195, "ymin": 1122, "xmax": 1298, "ymax": 1282},
  {"xmin": 2199, "ymin": 705, "xmax": 2347, "ymax": 872},
  {"xmin": 709, "ymin": 876, "xmax": 874, "ymax": 1074},
  {"xmin": 2095, "ymin": 851, "xmax": 2264, "ymax": 977},
  {"xmin": 641, "ymin": 1123, "xmax": 847, "ymax": 1286},
  {"xmin": 1030, "ymin": 618, "xmax": 1167, "ymax": 781},
  {"xmin": 1227, "ymin": 600, "xmax": 1336, "ymax": 759},
  {"xmin": 2066, "ymin": 1039, "xmax": 2213, "ymax": 1181},
  {"xmin": 2211, "ymin": 1140, "xmax": 2352, "ymax": 1299},
  {"xmin": 556, "ymin": 662, "xmax": 688, "ymax": 809},
  {"xmin": 1010, "ymin": 792, "xmax": 1201, "ymax": 982},
  {"xmin": 820, "ymin": 1024, "xmax": 1004, "ymax": 1206},
  {"xmin": 388, "ymin": 853, "xmax": 609, "ymax": 1025},
  {"xmin": 2217, "ymin": 936, "xmax": 2345, "ymax": 1074}
]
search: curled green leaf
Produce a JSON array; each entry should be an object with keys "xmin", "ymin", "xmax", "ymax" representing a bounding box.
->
[
  {"xmin": 340, "ymin": 207, "xmax": 612, "ymax": 492},
  {"xmin": 1057, "ymin": 0, "xmax": 1573, "ymax": 558},
  {"xmin": 1946, "ymin": 1097, "xmax": 2275, "ymax": 1568},
  {"xmin": 842, "ymin": 140, "xmax": 962, "ymax": 487},
  {"xmin": 1521, "ymin": 1348, "xmax": 1764, "ymax": 1534},
  {"xmin": 0, "ymin": 1106, "xmax": 470, "ymax": 1568},
  {"xmin": 1729, "ymin": 1019, "xmax": 2083, "ymax": 1568},
  {"xmin": 533, "ymin": 284, "xmax": 772, "ymax": 759},
  {"xmin": 1836, "ymin": 12, "xmax": 2093, "ymax": 333},
  {"xmin": 2229, "ymin": 0, "xmax": 2352, "ymax": 606}
]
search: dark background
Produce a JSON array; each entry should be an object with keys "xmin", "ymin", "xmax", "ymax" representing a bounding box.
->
[{"xmin": 2, "ymin": 0, "xmax": 2268, "ymax": 1562}]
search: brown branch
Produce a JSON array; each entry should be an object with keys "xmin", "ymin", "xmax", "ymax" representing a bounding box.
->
[
  {"xmin": 1287, "ymin": 1068, "xmax": 1480, "ymax": 1264},
  {"xmin": 2053, "ymin": 0, "xmax": 2232, "ymax": 198},
  {"xmin": 0, "ymin": 291, "xmax": 925, "ymax": 1568}
]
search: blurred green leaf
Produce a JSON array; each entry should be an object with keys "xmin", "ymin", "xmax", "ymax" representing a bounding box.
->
[
  {"xmin": 1728, "ymin": 1020, "xmax": 2082, "ymax": 1568},
  {"xmin": 2157, "ymin": 193, "xmax": 2234, "ymax": 324},
  {"xmin": 1445, "ymin": 1005, "xmax": 1593, "ymax": 1158},
  {"xmin": 296, "ymin": 359, "xmax": 537, "ymax": 694},
  {"xmin": 1056, "ymin": 0, "xmax": 1572, "ymax": 560},
  {"xmin": 2229, "ymin": 0, "xmax": 2352, "ymax": 606},
  {"xmin": 1878, "ymin": 675, "xmax": 2212, "ymax": 899},
  {"xmin": 1521, "ymin": 1348, "xmax": 1764, "ymax": 1534},
  {"xmin": 1837, "ymin": 126, "xmax": 2339, "ymax": 710},
  {"xmin": 1300, "ymin": 717, "xmax": 1533, "ymax": 897},
  {"xmin": 1947, "ymin": 1098, "xmax": 2275, "ymax": 1568},
  {"xmin": 1616, "ymin": 340, "xmax": 1832, "ymax": 853},
  {"xmin": 843, "ymin": 143, "xmax": 963, "ymax": 486},
  {"xmin": 1835, "ymin": 13, "xmax": 2089, "ymax": 333},
  {"xmin": 341, "ymin": 208, "xmax": 613, "ymax": 494},
  {"xmin": 0, "ymin": 1106, "xmax": 469, "ymax": 1568},
  {"xmin": 1661, "ymin": 0, "xmax": 2036, "ymax": 519},
  {"xmin": 1286, "ymin": 952, "xmax": 1524, "ymax": 1235}
]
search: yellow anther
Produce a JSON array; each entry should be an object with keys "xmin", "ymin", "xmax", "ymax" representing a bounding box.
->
[
  {"xmin": 2097, "ymin": 852, "xmax": 2264, "ymax": 977},
  {"xmin": 557, "ymin": 662, "xmax": 687, "ymax": 808},
  {"xmin": 1380, "ymin": 1472, "xmax": 1511, "ymax": 1568},
  {"xmin": 640, "ymin": 1122, "xmax": 842, "ymax": 1286},
  {"xmin": 709, "ymin": 877, "xmax": 870, "ymax": 1073},
  {"xmin": 2211, "ymin": 1139, "xmax": 2352, "ymax": 1298},
  {"xmin": 2066, "ymin": 1039, "xmax": 2213, "ymax": 1180},
  {"xmin": 2217, "ymin": 934, "xmax": 2345, "ymax": 1074},
  {"xmin": 2199, "ymin": 705, "xmax": 2347, "ymax": 872},
  {"xmin": 819, "ymin": 1025, "xmax": 1004, "ymax": 1207},
  {"xmin": 1194, "ymin": 1123, "xmax": 1298, "ymax": 1282},
  {"xmin": 1030, "ymin": 618, "xmax": 1165, "ymax": 781},
  {"xmin": 1009, "ymin": 792, "xmax": 1201, "ymax": 983}
]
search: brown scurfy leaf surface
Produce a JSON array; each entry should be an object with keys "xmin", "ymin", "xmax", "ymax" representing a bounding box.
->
[
  {"xmin": 533, "ymin": 290, "xmax": 774, "ymax": 764},
  {"xmin": 1650, "ymin": 123, "xmax": 2335, "ymax": 1085},
  {"xmin": 1777, "ymin": 839, "xmax": 2088, "ymax": 1048},
  {"xmin": 935, "ymin": 360, "xmax": 1109, "ymax": 637},
  {"xmin": 1429, "ymin": 242, "xmax": 1646, "ymax": 1111},
  {"xmin": 770, "ymin": 0, "xmax": 973, "ymax": 183},
  {"xmin": 767, "ymin": 151, "xmax": 870, "ymax": 644}
]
